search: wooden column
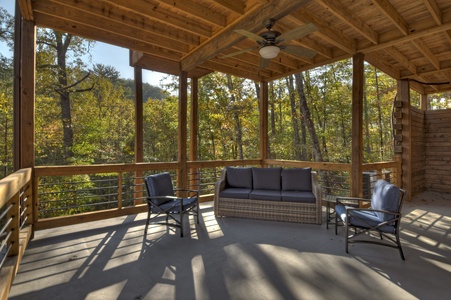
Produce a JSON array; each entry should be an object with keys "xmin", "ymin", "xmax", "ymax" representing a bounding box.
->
[
  {"xmin": 178, "ymin": 71, "xmax": 188, "ymax": 190},
  {"xmin": 190, "ymin": 77, "xmax": 199, "ymax": 191},
  {"xmin": 351, "ymin": 53, "xmax": 364, "ymax": 197},
  {"xmin": 14, "ymin": 18, "xmax": 35, "ymax": 169},
  {"xmin": 259, "ymin": 81, "xmax": 269, "ymax": 163},
  {"xmin": 399, "ymin": 79, "xmax": 411, "ymax": 201},
  {"xmin": 420, "ymin": 94, "xmax": 429, "ymax": 110},
  {"xmin": 134, "ymin": 67, "xmax": 143, "ymax": 205}
]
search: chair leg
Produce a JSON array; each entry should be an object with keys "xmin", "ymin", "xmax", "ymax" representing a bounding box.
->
[
  {"xmin": 396, "ymin": 232, "xmax": 405, "ymax": 260},
  {"xmin": 196, "ymin": 203, "xmax": 200, "ymax": 224},
  {"xmin": 180, "ymin": 210, "xmax": 184, "ymax": 237},
  {"xmin": 335, "ymin": 211, "xmax": 339, "ymax": 235},
  {"xmin": 345, "ymin": 223, "xmax": 349, "ymax": 253}
]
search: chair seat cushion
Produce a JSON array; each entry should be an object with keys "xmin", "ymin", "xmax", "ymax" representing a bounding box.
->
[
  {"xmin": 249, "ymin": 189, "xmax": 281, "ymax": 201},
  {"xmin": 281, "ymin": 191, "xmax": 316, "ymax": 203},
  {"xmin": 219, "ymin": 188, "xmax": 252, "ymax": 199},
  {"xmin": 152, "ymin": 197, "xmax": 198, "ymax": 213},
  {"xmin": 336, "ymin": 205, "xmax": 396, "ymax": 233}
]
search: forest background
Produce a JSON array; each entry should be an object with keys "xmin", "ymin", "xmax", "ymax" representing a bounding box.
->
[{"xmin": 1, "ymin": 6, "xmax": 451, "ymax": 200}]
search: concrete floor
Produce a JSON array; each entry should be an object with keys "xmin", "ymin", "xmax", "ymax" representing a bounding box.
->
[{"xmin": 9, "ymin": 192, "xmax": 451, "ymax": 300}]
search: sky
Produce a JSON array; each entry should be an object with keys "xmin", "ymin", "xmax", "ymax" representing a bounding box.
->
[{"xmin": 0, "ymin": 1, "xmax": 167, "ymax": 87}]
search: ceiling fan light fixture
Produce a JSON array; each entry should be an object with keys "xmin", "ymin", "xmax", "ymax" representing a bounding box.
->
[{"xmin": 259, "ymin": 45, "xmax": 280, "ymax": 59}]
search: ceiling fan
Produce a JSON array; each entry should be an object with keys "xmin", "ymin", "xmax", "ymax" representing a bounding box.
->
[{"xmin": 222, "ymin": 18, "xmax": 318, "ymax": 69}]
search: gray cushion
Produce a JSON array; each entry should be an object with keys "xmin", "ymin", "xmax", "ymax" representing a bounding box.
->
[
  {"xmin": 336, "ymin": 204, "xmax": 395, "ymax": 233},
  {"xmin": 281, "ymin": 168, "xmax": 312, "ymax": 191},
  {"xmin": 249, "ymin": 189, "xmax": 281, "ymax": 201},
  {"xmin": 219, "ymin": 188, "xmax": 251, "ymax": 199},
  {"xmin": 252, "ymin": 167, "xmax": 282, "ymax": 190},
  {"xmin": 371, "ymin": 180, "xmax": 400, "ymax": 222},
  {"xmin": 281, "ymin": 191, "xmax": 315, "ymax": 203},
  {"xmin": 226, "ymin": 167, "xmax": 253, "ymax": 189}
]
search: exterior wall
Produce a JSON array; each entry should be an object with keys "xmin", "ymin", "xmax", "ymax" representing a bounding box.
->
[
  {"xmin": 411, "ymin": 107, "xmax": 426, "ymax": 196},
  {"xmin": 425, "ymin": 110, "xmax": 451, "ymax": 193}
]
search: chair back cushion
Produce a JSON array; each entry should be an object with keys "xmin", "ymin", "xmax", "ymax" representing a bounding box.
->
[
  {"xmin": 252, "ymin": 167, "xmax": 282, "ymax": 190},
  {"xmin": 281, "ymin": 168, "xmax": 312, "ymax": 191},
  {"xmin": 371, "ymin": 180, "xmax": 400, "ymax": 222},
  {"xmin": 145, "ymin": 172, "xmax": 174, "ymax": 205},
  {"xmin": 226, "ymin": 167, "xmax": 253, "ymax": 189}
]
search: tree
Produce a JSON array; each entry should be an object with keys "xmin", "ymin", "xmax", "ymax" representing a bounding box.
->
[{"xmin": 36, "ymin": 29, "xmax": 95, "ymax": 163}]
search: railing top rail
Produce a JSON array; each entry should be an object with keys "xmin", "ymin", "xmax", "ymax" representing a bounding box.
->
[{"xmin": 0, "ymin": 168, "xmax": 32, "ymax": 208}]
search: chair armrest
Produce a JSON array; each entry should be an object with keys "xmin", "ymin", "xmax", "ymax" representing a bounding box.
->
[
  {"xmin": 174, "ymin": 188, "xmax": 199, "ymax": 198},
  {"xmin": 335, "ymin": 196, "xmax": 370, "ymax": 207},
  {"xmin": 345, "ymin": 207, "xmax": 402, "ymax": 226}
]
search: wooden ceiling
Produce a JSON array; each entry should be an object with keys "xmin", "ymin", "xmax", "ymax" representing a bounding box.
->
[{"xmin": 18, "ymin": 0, "xmax": 451, "ymax": 94}]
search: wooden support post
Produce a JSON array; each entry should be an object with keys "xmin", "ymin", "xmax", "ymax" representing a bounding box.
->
[
  {"xmin": 420, "ymin": 94, "xmax": 428, "ymax": 110},
  {"xmin": 134, "ymin": 67, "xmax": 143, "ymax": 205},
  {"xmin": 260, "ymin": 81, "xmax": 269, "ymax": 164},
  {"xmin": 190, "ymin": 77, "xmax": 199, "ymax": 192},
  {"xmin": 399, "ymin": 79, "xmax": 411, "ymax": 201},
  {"xmin": 178, "ymin": 71, "xmax": 188, "ymax": 190},
  {"xmin": 351, "ymin": 53, "xmax": 364, "ymax": 198}
]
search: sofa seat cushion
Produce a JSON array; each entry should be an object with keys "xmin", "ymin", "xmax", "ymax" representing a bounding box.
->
[
  {"xmin": 249, "ymin": 189, "xmax": 281, "ymax": 201},
  {"xmin": 226, "ymin": 167, "xmax": 253, "ymax": 189},
  {"xmin": 219, "ymin": 188, "xmax": 252, "ymax": 199},
  {"xmin": 281, "ymin": 191, "xmax": 316, "ymax": 203},
  {"xmin": 282, "ymin": 168, "xmax": 312, "ymax": 191},
  {"xmin": 252, "ymin": 167, "xmax": 282, "ymax": 190}
]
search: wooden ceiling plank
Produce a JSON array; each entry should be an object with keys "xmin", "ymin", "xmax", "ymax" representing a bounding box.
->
[
  {"xmin": 158, "ymin": 0, "xmax": 226, "ymax": 27},
  {"xmin": 363, "ymin": 19, "xmax": 451, "ymax": 53},
  {"xmin": 50, "ymin": 0, "xmax": 201, "ymax": 46},
  {"xmin": 33, "ymin": 12, "xmax": 183, "ymax": 62},
  {"xmin": 17, "ymin": 0, "xmax": 34, "ymax": 21},
  {"xmin": 412, "ymin": 38, "xmax": 440, "ymax": 70},
  {"xmin": 210, "ymin": 0, "xmax": 245, "ymax": 15},
  {"xmin": 316, "ymin": 0, "xmax": 379, "ymax": 44},
  {"xmin": 34, "ymin": 1, "xmax": 191, "ymax": 53},
  {"xmin": 423, "ymin": 0, "xmax": 443, "ymax": 25},
  {"xmin": 181, "ymin": 0, "xmax": 312, "ymax": 71},
  {"xmin": 371, "ymin": 0, "xmax": 409, "ymax": 35},
  {"xmin": 105, "ymin": 0, "xmax": 212, "ymax": 38},
  {"xmin": 384, "ymin": 46, "xmax": 418, "ymax": 75},
  {"xmin": 291, "ymin": 10, "xmax": 357, "ymax": 54}
]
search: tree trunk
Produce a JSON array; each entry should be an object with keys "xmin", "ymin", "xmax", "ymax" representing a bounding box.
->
[
  {"xmin": 294, "ymin": 73, "xmax": 323, "ymax": 162},
  {"xmin": 375, "ymin": 67, "xmax": 384, "ymax": 160},
  {"xmin": 226, "ymin": 75, "xmax": 243, "ymax": 159},
  {"xmin": 56, "ymin": 32, "xmax": 74, "ymax": 161},
  {"xmin": 286, "ymin": 76, "xmax": 301, "ymax": 160}
]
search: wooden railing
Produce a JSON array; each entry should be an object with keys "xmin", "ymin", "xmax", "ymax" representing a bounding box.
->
[{"xmin": 0, "ymin": 168, "xmax": 33, "ymax": 300}]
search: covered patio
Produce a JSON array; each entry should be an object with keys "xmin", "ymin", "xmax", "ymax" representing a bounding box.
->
[
  {"xmin": 2, "ymin": 0, "xmax": 451, "ymax": 298},
  {"xmin": 8, "ymin": 192, "xmax": 451, "ymax": 299}
]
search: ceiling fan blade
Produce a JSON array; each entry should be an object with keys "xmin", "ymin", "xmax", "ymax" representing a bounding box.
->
[
  {"xmin": 221, "ymin": 47, "xmax": 258, "ymax": 59},
  {"xmin": 281, "ymin": 45, "xmax": 316, "ymax": 58},
  {"xmin": 276, "ymin": 23, "xmax": 318, "ymax": 43},
  {"xmin": 260, "ymin": 58, "xmax": 271, "ymax": 69},
  {"xmin": 235, "ymin": 29, "xmax": 265, "ymax": 42}
]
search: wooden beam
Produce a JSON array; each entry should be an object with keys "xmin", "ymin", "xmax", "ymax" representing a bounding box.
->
[
  {"xmin": 423, "ymin": 0, "xmax": 443, "ymax": 25},
  {"xmin": 177, "ymin": 72, "xmax": 188, "ymax": 190},
  {"xmin": 19, "ymin": 19, "xmax": 36, "ymax": 169},
  {"xmin": 399, "ymin": 79, "xmax": 412, "ymax": 200},
  {"xmin": 181, "ymin": 0, "xmax": 311, "ymax": 71},
  {"xmin": 134, "ymin": 66, "xmax": 143, "ymax": 205},
  {"xmin": 260, "ymin": 81, "xmax": 269, "ymax": 160},
  {"xmin": 371, "ymin": 0, "xmax": 409, "ymax": 35},
  {"xmin": 420, "ymin": 93, "xmax": 429, "ymax": 110},
  {"xmin": 351, "ymin": 53, "xmax": 364, "ymax": 198},
  {"xmin": 17, "ymin": 0, "xmax": 34, "ymax": 21},
  {"xmin": 316, "ymin": 0, "xmax": 379, "ymax": 44},
  {"xmin": 211, "ymin": 0, "xmax": 246, "ymax": 15}
]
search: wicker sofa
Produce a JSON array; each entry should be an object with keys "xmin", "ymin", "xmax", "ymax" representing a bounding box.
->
[{"xmin": 214, "ymin": 167, "xmax": 322, "ymax": 224}]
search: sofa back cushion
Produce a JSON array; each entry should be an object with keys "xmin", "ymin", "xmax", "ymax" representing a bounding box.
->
[
  {"xmin": 226, "ymin": 167, "xmax": 253, "ymax": 189},
  {"xmin": 252, "ymin": 167, "xmax": 282, "ymax": 190},
  {"xmin": 281, "ymin": 168, "xmax": 312, "ymax": 191},
  {"xmin": 371, "ymin": 179, "xmax": 401, "ymax": 222}
]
